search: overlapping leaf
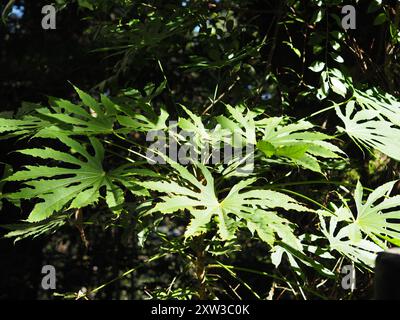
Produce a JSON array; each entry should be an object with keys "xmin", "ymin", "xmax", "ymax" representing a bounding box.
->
[
  {"xmin": 0, "ymin": 87, "xmax": 117, "ymax": 139},
  {"xmin": 2, "ymin": 213, "xmax": 68, "ymax": 242},
  {"xmin": 217, "ymin": 106, "xmax": 344, "ymax": 173},
  {"xmin": 35, "ymin": 87, "xmax": 117, "ymax": 135},
  {"xmin": 329, "ymin": 181, "xmax": 400, "ymax": 248},
  {"xmin": 336, "ymin": 89, "xmax": 400, "ymax": 161},
  {"xmin": 216, "ymin": 104, "xmax": 257, "ymax": 146},
  {"xmin": 257, "ymin": 117, "xmax": 345, "ymax": 173},
  {"xmin": 140, "ymin": 158, "xmax": 310, "ymax": 249},
  {"xmin": 319, "ymin": 215, "xmax": 382, "ymax": 267},
  {"xmin": 0, "ymin": 115, "xmax": 55, "ymax": 139}
]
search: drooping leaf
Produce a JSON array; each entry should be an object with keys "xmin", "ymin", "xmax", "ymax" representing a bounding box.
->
[{"xmin": 2, "ymin": 213, "xmax": 68, "ymax": 242}]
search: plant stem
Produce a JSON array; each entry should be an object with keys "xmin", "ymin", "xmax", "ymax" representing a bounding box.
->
[{"xmin": 74, "ymin": 253, "xmax": 167, "ymax": 300}]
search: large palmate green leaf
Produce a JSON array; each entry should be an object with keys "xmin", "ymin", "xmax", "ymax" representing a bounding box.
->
[
  {"xmin": 140, "ymin": 158, "xmax": 309, "ymax": 249},
  {"xmin": 35, "ymin": 87, "xmax": 117, "ymax": 136},
  {"xmin": 336, "ymin": 89, "xmax": 400, "ymax": 161},
  {"xmin": 0, "ymin": 84, "xmax": 171, "ymax": 139},
  {"xmin": 353, "ymin": 181, "xmax": 400, "ymax": 246},
  {"xmin": 217, "ymin": 105, "xmax": 344, "ymax": 173},
  {"xmin": 317, "ymin": 179, "xmax": 400, "ymax": 266},
  {"xmin": 0, "ymin": 87, "xmax": 117, "ymax": 139},
  {"xmin": 257, "ymin": 117, "xmax": 345, "ymax": 173},
  {"xmin": 217, "ymin": 178, "xmax": 309, "ymax": 250},
  {"xmin": 3, "ymin": 135, "xmax": 147, "ymax": 222},
  {"xmin": 329, "ymin": 181, "xmax": 400, "ymax": 248},
  {"xmin": 319, "ymin": 215, "xmax": 382, "ymax": 268}
]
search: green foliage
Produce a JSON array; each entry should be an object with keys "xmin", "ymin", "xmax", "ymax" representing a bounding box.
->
[
  {"xmin": 4, "ymin": 135, "xmax": 144, "ymax": 222},
  {"xmin": 1, "ymin": 0, "xmax": 400, "ymax": 300},
  {"xmin": 2, "ymin": 213, "xmax": 68, "ymax": 242},
  {"xmin": 337, "ymin": 89, "xmax": 400, "ymax": 161},
  {"xmin": 256, "ymin": 117, "xmax": 345, "ymax": 173},
  {"xmin": 141, "ymin": 158, "xmax": 309, "ymax": 246},
  {"xmin": 325, "ymin": 180, "xmax": 400, "ymax": 249}
]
